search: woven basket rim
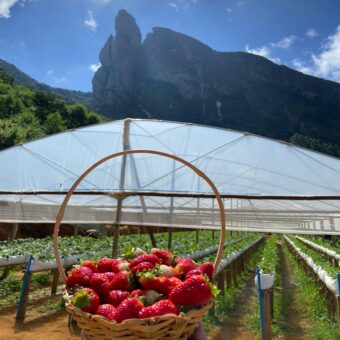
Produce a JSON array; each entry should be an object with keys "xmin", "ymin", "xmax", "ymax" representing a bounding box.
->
[{"xmin": 64, "ymin": 289, "xmax": 213, "ymax": 326}]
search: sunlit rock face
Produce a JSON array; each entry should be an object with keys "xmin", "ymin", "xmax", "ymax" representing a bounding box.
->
[
  {"xmin": 93, "ymin": 10, "xmax": 142, "ymax": 114},
  {"xmin": 92, "ymin": 10, "xmax": 340, "ymax": 144}
]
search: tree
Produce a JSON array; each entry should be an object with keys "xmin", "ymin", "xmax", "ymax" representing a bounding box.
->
[{"xmin": 44, "ymin": 112, "xmax": 67, "ymax": 134}]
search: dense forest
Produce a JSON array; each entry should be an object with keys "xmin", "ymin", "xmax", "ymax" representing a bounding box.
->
[
  {"xmin": 289, "ymin": 133, "xmax": 340, "ymax": 158},
  {"xmin": 0, "ymin": 68, "xmax": 104, "ymax": 150}
]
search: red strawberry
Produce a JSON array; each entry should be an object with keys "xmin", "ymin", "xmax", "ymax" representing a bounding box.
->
[
  {"xmin": 130, "ymin": 289, "xmax": 146, "ymax": 297},
  {"xmin": 186, "ymin": 262, "xmax": 214, "ymax": 281},
  {"xmin": 67, "ymin": 266, "xmax": 93, "ymax": 288},
  {"xmin": 103, "ymin": 290, "xmax": 129, "ymax": 307},
  {"xmin": 129, "ymin": 254, "xmax": 160, "ymax": 269},
  {"xmin": 174, "ymin": 257, "xmax": 182, "ymax": 264},
  {"xmin": 165, "ymin": 277, "xmax": 182, "ymax": 294},
  {"xmin": 175, "ymin": 258, "xmax": 196, "ymax": 275},
  {"xmin": 89, "ymin": 273, "xmax": 111, "ymax": 295},
  {"xmin": 131, "ymin": 262, "xmax": 154, "ymax": 275},
  {"xmin": 110, "ymin": 270, "xmax": 133, "ymax": 291},
  {"xmin": 130, "ymin": 289, "xmax": 161, "ymax": 306},
  {"xmin": 112, "ymin": 260, "xmax": 130, "ymax": 273},
  {"xmin": 151, "ymin": 248, "xmax": 174, "ymax": 266},
  {"xmin": 97, "ymin": 258, "xmax": 119, "ymax": 273},
  {"xmin": 139, "ymin": 299, "xmax": 179, "ymax": 318},
  {"xmin": 157, "ymin": 265, "xmax": 181, "ymax": 278},
  {"xmin": 138, "ymin": 272, "xmax": 170, "ymax": 295},
  {"xmin": 71, "ymin": 288, "xmax": 100, "ymax": 313},
  {"xmin": 104, "ymin": 272, "xmax": 115, "ymax": 281},
  {"xmin": 169, "ymin": 275, "xmax": 215, "ymax": 306},
  {"xmin": 95, "ymin": 304, "xmax": 116, "ymax": 321},
  {"xmin": 66, "ymin": 274, "xmax": 77, "ymax": 289},
  {"xmin": 113, "ymin": 298, "xmax": 144, "ymax": 323},
  {"xmin": 81, "ymin": 260, "xmax": 98, "ymax": 273}
]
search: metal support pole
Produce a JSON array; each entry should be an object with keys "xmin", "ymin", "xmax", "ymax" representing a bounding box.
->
[
  {"xmin": 16, "ymin": 255, "xmax": 33, "ymax": 320},
  {"xmin": 112, "ymin": 119, "xmax": 130, "ymax": 257},
  {"xmin": 256, "ymin": 267, "xmax": 265, "ymax": 340}
]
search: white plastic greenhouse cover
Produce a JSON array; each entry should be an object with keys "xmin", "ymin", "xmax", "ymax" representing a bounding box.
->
[{"xmin": 1, "ymin": 118, "xmax": 340, "ymax": 235}]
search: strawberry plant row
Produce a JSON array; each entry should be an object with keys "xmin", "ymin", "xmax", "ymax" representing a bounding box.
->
[
  {"xmin": 207, "ymin": 236, "xmax": 264, "ymax": 319},
  {"xmin": 0, "ymin": 231, "xmax": 254, "ymax": 268},
  {"xmin": 186, "ymin": 235, "xmax": 252, "ymax": 261},
  {"xmin": 285, "ymin": 236, "xmax": 339, "ymax": 286},
  {"xmin": 285, "ymin": 235, "xmax": 340, "ymax": 326},
  {"xmin": 295, "ymin": 236, "xmax": 340, "ymax": 265},
  {"xmin": 215, "ymin": 236, "xmax": 262, "ymax": 275}
]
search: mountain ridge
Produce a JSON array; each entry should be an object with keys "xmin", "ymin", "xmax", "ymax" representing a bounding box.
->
[{"xmin": 0, "ymin": 59, "xmax": 95, "ymax": 110}]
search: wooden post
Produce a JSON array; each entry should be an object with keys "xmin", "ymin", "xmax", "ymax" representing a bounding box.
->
[
  {"xmin": 51, "ymin": 269, "xmax": 59, "ymax": 295},
  {"xmin": 325, "ymin": 289, "xmax": 336, "ymax": 320},
  {"xmin": 196, "ymin": 229, "xmax": 199, "ymax": 244},
  {"xmin": 16, "ymin": 271, "xmax": 32, "ymax": 320},
  {"xmin": 168, "ymin": 228, "xmax": 173, "ymax": 250},
  {"xmin": 337, "ymin": 295, "xmax": 340, "ymax": 333},
  {"xmin": 270, "ymin": 289, "xmax": 274, "ymax": 318},
  {"xmin": 73, "ymin": 225, "xmax": 78, "ymax": 236},
  {"xmin": 10, "ymin": 223, "xmax": 18, "ymax": 240},
  {"xmin": 262, "ymin": 289, "xmax": 272, "ymax": 340},
  {"xmin": 217, "ymin": 272, "xmax": 225, "ymax": 299},
  {"xmin": 112, "ymin": 119, "xmax": 130, "ymax": 257},
  {"xmin": 226, "ymin": 265, "xmax": 232, "ymax": 286}
]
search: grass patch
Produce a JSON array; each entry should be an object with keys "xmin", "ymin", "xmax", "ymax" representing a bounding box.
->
[
  {"xmin": 34, "ymin": 299, "xmax": 65, "ymax": 313},
  {"xmin": 32, "ymin": 272, "xmax": 51, "ymax": 285}
]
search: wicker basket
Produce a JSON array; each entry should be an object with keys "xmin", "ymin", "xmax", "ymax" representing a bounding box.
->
[
  {"xmin": 65, "ymin": 291, "xmax": 212, "ymax": 340},
  {"xmin": 53, "ymin": 150, "xmax": 226, "ymax": 340}
]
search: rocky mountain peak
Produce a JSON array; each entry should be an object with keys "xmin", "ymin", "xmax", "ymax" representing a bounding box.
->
[
  {"xmin": 92, "ymin": 9, "xmax": 142, "ymax": 112},
  {"xmin": 115, "ymin": 9, "xmax": 141, "ymax": 46},
  {"xmin": 92, "ymin": 10, "xmax": 340, "ymax": 145}
]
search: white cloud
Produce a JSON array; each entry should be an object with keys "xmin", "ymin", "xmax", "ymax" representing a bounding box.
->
[
  {"xmin": 168, "ymin": 0, "xmax": 198, "ymax": 12},
  {"xmin": 84, "ymin": 11, "xmax": 97, "ymax": 32},
  {"xmin": 89, "ymin": 63, "xmax": 100, "ymax": 72},
  {"xmin": 0, "ymin": 0, "xmax": 18, "ymax": 18},
  {"xmin": 292, "ymin": 58, "xmax": 312, "ymax": 74},
  {"xmin": 312, "ymin": 25, "xmax": 340, "ymax": 81},
  {"xmin": 168, "ymin": 2, "xmax": 179, "ymax": 12},
  {"xmin": 306, "ymin": 28, "xmax": 318, "ymax": 38},
  {"xmin": 46, "ymin": 68, "xmax": 67, "ymax": 84},
  {"xmin": 245, "ymin": 44, "xmax": 280, "ymax": 64},
  {"xmin": 270, "ymin": 35, "xmax": 297, "ymax": 49},
  {"xmin": 291, "ymin": 25, "xmax": 340, "ymax": 82},
  {"xmin": 227, "ymin": 7, "xmax": 232, "ymax": 13},
  {"xmin": 53, "ymin": 76, "xmax": 67, "ymax": 84}
]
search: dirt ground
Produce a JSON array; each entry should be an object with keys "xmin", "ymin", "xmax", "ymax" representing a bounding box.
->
[
  {"xmin": 0, "ymin": 309, "xmax": 80, "ymax": 340},
  {"xmin": 208, "ymin": 273, "xmax": 258, "ymax": 340}
]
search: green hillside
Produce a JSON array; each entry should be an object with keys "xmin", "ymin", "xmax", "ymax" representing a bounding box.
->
[{"xmin": 0, "ymin": 69, "xmax": 104, "ymax": 150}]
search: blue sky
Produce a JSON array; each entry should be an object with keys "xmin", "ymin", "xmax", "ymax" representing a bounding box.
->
[{"xmin": 0, "ymin": 0, "xmax": 339, "ymax": 92}]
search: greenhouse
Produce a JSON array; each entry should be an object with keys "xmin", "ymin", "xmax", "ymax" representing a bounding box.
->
[{"xmin": 0, "ymin": 118, "xmax": 339, "ymax": 235}]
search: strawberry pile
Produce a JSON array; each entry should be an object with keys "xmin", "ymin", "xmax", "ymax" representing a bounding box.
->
[{"xmin": 67, "ymin": 248, "xmax": 218, "ymax": 323}]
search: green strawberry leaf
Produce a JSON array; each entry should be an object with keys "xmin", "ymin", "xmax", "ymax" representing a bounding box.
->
[
  {"xmin": 209, "ymin": 282, "xmax": 220, "ymax": 297},
  {"xmin": 71, "ymin": 291, "xmax": 91, "ymax": 308}
]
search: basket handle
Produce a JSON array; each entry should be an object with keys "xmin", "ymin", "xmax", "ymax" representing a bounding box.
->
[{"xmin": 53, "ymin": 149, "xmax": 226, "ymax": 283}]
